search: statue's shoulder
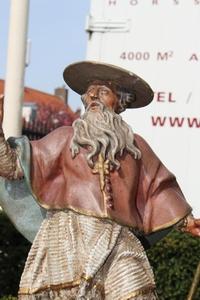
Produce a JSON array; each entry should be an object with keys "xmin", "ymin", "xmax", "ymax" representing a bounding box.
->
[
  {"xmin": 134, "ymin": 133, "xmax": 159, "ymax": 162},
  {"xmin": 134, "ymin": 133, "xmax": 150, "ymax": 150},
  {"xmin": 30, "ymin": 126, "xmax": 74, "ymax": 153},
  {"xmin": 48, "ymin": 125, "xmax": 74, "ymax": 138}
]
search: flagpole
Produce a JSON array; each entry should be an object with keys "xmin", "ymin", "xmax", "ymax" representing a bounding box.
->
[{"xmin": 3, "ymin": 0, "xmax": 30, "ymax": 138}]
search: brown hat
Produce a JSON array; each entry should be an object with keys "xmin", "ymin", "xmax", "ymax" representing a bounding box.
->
[{"xmin": 63, "ymin": 61, "xmax": 154, "ymax": 109}]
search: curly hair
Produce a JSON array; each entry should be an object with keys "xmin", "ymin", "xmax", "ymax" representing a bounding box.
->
[{"xmin": 116, "ymin": 91, "xmax": 136, "ymax": 114}]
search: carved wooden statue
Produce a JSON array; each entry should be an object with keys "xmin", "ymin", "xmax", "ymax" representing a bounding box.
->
[{"xmin": 0, "ymin": 61, "xmax": 199, "ymax": 300}]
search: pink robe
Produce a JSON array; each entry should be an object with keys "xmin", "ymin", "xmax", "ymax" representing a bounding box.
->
[{"xmin": 30, "ymin": 126, "xmax": 191, "ymax": 234}]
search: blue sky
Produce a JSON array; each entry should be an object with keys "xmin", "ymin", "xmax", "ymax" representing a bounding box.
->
[{"xmin": 0, "ymin": 0, "xmax": 90, "ymax": 110}]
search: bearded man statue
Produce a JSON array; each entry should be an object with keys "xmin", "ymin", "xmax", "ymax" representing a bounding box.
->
[{"xmin": 0, "ymin": 61, "xmax": 199, "ymax": 300}]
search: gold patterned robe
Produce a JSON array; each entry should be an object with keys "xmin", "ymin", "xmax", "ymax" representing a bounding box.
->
[{"xmin": 19, "ymin": 210, "xmax": 157, "ymax": 299}]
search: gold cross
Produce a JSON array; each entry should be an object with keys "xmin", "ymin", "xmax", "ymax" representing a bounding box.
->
[{"xmin": 92, "ymin": 154, "xmax": 109, "ymax": 191}]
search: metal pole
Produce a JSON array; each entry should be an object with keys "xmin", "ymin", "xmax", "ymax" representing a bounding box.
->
[
  {"xmin": 187, "ymin": 262, "xmax": 200, "ymax": 300},
  {"xmin": 3, "ymin": 0, "xmax": 30, "ymax": 138}
]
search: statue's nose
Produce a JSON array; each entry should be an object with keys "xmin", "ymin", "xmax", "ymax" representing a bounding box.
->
[
  {"xmin": 90, "ymin": 95, "xmax": 98, "ymax": 101},
  {"xmin": 90, "ymin": 91, "xmax": 99, "ymax": 101}
]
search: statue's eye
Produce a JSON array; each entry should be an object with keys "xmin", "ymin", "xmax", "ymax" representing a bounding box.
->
[
  {"xmin": 99, "ymin": 89, "xmax": 109, "ymax": 95},
  {"xmin": 87, "ymin": 88, "xmax": 94, "ymax": 94}
]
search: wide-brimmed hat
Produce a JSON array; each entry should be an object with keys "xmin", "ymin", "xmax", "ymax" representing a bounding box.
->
[{"xmin": 63, "ymin": 61, "xmax": 154, "ymax": 109}]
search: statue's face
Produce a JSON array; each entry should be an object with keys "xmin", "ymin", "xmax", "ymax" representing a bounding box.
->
[{"xmin": 83, "ymin": 84, "xmax": 119, "ymax": 112}]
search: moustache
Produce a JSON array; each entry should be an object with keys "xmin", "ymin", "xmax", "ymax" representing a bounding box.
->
[{"xmin": 86, "ymin": 100, "xmax": 105, "ymax": 113}]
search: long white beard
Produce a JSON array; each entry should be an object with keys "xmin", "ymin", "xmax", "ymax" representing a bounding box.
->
[{"xmin": 70, "ymin": 101, "xmax": 141, "ymax": 169}]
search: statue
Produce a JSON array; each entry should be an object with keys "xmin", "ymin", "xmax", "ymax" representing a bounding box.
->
[{"xmin": 0, "ymin": 61, "xmax": 199, "ymax": 300}]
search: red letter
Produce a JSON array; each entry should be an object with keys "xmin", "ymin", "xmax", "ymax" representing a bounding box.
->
[
  {"xmin": 168, "ymin": 92, "xmax": 175, "ymax": 102},
  {"xmin": 156, "ymin": 92, "xmax": 165, "ymax": 102},
  {"xmin": 189, "ymin": 53, "xmax": 198, "ymax": 61},
  {"xmin": 157, "ymin": 51, "xmax": 173, "ymax": 61},
  {"xmin": 152, "ymin": 0, "xmax": 159, "ymax": 4},
  {"xmin": 130, "ymin": 0, "xmax": 138, "ymax": 5},
  {"xmin": 108, "ymin": 0, "xmax": 117, "ymax": 5},
  {"xmin": 151, "ymin": 116, "xmax": 166, "ymax": 127},
  {"xmin": 169, "ymin": 117, "xmax": 184, "ymax": 127},
  {"xmin": 187, "ymin": 118, "xmax": 200, "ymax": 128}
]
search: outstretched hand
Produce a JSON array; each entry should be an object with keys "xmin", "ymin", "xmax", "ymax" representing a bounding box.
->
[
  {"xmin": 0, "ymin": 94, "xmax": 4, "ymax": 126},
  {"xmin": 184, "ymin": 215, "xmax": 200, "ymax": 237}
]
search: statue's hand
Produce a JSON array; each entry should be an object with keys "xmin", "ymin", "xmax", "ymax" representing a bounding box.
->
[
  {"xmin": 184, "ymin": 215, "xmax": 200, "ymax": 237},
  {"xmin": 0, "ymin": 94, "xmax": 4, "ymax": 127}
]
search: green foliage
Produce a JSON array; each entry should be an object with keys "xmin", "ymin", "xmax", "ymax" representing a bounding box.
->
[
  {"xmin": 0, "ymin": 212, "xmax": 30, "ymax": 297},
  {"xmin": 147, "ymin": 230, "xmax": 200, "ymax": 300}
]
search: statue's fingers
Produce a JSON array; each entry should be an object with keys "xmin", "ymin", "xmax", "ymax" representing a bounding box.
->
[{"xmin": 189, "ymin": 226, "xmax": 200, "ymax": 237}]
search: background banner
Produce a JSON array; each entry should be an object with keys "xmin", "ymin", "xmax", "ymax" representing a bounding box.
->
[{"xmin": 86, "ymin": 0, "xmax": 200, "ymax": 215}]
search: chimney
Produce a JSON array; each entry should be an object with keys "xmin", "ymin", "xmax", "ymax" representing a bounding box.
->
[{"xmin": 54, "ymin": 86, "xmax": 68, "ymax": 105}]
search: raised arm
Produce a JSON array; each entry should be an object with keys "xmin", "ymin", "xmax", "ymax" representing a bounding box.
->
[{"xmin": 0, "ymin": 95, "xmax": 23, "ymax": 180}]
